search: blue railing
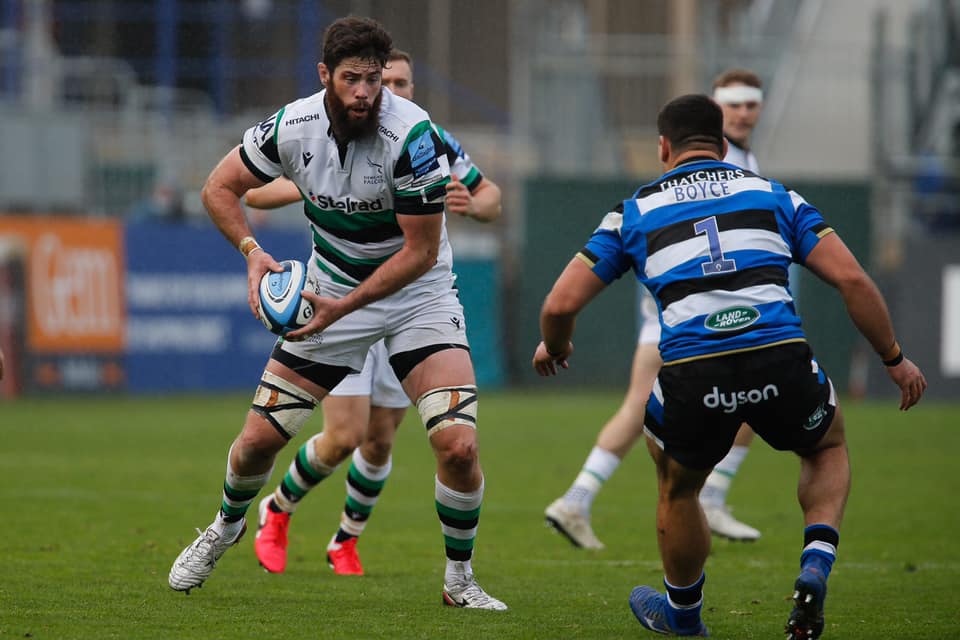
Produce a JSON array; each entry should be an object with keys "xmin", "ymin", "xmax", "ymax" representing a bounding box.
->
[{"xmin": 41, "ymin": 0, "xmax": 336, "ymax": 113}]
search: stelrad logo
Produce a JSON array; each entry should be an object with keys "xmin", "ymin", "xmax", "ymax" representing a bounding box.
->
[
  {"xmin": 313, "ymin": 194, "xmax": 384, "ymax": 213},
  {"xmin": 704, "ymin": 305, "xmax": 760, "ymax": 331}
]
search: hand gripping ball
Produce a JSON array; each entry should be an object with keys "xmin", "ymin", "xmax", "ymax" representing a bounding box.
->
[{"xmin": 257, "ymin": 259, "xmax": 312, "ymax": 335}]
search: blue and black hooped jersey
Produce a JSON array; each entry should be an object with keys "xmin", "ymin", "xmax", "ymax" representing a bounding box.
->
[{"xmin": 578, "ymin": 158, "xmax": 834, "ymax": 365}]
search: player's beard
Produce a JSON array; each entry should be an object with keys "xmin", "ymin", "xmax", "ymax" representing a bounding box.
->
[{"xmin": 325, "ymin": 83, "xmax": 382, "ymax": 143}]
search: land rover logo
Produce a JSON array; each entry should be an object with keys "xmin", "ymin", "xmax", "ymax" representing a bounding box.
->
[{"xmin": 704, "ymin": 306, "xmax": 760, "ymax": 331}]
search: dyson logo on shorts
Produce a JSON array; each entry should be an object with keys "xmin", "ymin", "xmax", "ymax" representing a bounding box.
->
[{"xmin": 703, "ymin": 384, "xmax": 779, "ymax": 413}]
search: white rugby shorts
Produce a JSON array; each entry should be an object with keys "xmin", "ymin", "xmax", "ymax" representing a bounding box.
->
[
  {"xmin": 638, "ymin": 287, "xmax": 661, "ymax": 346},
  {"xmin": 329, "ymin": 339, "xmax": 410, "ymax": 408},
  {"xmin": 278, "ymin": 260, "xmax": 470, "ymax": 375}
]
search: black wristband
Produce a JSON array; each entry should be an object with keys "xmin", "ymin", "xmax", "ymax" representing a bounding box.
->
[
  {"xmin": 882, "ymin": 350, "xmax": 904, "ymax": 367},
  {"xmin": 546, "ymin": 346, "xmax": 565, "ymax": 357}
]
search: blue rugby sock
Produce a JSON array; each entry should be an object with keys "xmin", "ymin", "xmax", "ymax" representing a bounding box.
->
[{"xmin": 800, "ymin": 524, "xmax": 839, "ymax": 579}]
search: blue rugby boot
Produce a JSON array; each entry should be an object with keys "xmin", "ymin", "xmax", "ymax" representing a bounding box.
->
[
  {"xmin": 629, "ymin": 586, "xmax": 709, "ymax": 636},
  {"xmin": 785, "ymin": 567, "xmax": 827, "ymax": 639}
]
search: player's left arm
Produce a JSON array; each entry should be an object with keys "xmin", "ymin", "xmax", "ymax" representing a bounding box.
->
[
  {"xmin": 442, "ymin": 128, "xmax": 502, "ymax": 222},
  {"xmin": 287, "ymin": 119, "xmax": 449, "ymax": 340},
  {"xmin": 534, "ymin": 258, "xmax": 608, "ymax": 376},
  {"xmin": 446, "ymin": 175, "xmax": 502, "ymax": 222},
  {"xmin": 804, "ymin": 233, "xmax": 927, "ymax": 409}
]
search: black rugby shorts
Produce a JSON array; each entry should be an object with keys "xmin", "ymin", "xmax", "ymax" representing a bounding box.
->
[{"xmin": 644, "ymin": 342, "xmax": 836, "ymax": 469}]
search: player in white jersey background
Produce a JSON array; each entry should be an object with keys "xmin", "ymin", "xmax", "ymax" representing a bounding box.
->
[
  {"xmin": 697, "ymin": 69, "xmax": 766, "ymax": 540},
  {"xmin": 168, "ymin": 16, "xmax": 506, "ymax": 611},
  {"xmin": 534, "ymin": 93, "xmax": 926, "ymax": 639},
  {"xmin": 243, "ymin": 48, "xmax": 502, "ymax": 578},
  {"xmin": 545, "ymin": 69, "xmax": 767, "ymax": 548}
]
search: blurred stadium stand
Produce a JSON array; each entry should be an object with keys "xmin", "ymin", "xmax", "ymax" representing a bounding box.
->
[
  {"xmin": 868, "ymin": 0, "xmax": 960, "ymax": 398},
  {"xmin": 0, "ymin": 0, "xmax": 956, "ymax": 398}
]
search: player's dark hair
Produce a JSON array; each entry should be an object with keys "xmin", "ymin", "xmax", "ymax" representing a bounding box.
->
[
  {"xmin": 322, "ymin": 16, "xmax": 392, "ymax": 71},
  {"xmin": 657, "ymin": 94, "xmax": 725, "ymax": 156},
  {"xmin": 388, "ymin": 48, "xmax": 414, "ymax": 74}
]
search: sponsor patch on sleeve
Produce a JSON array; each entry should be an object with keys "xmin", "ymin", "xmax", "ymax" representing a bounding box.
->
[
  {"xmin": 408, "ymin": 130, "xmax": 441, "ymax": 178},
  {"xmin": 252, "ymin": 109, "xmax": 281, "ymax": 148}
]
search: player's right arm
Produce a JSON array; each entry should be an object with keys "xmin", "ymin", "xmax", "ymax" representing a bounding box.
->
[
  {"xmin": 534, "ymin": 257, "xmax": 607, "ymax": 376},
  {"xmin": 804, "ymin": 232, "xmax": 926, "ymax": 410},
  {"xmin": 201, "ymin": 146, "xmax": 283, "ymax": 317},
  {"xmin": 290, "ymin": 211, "xmax": 444, "ymax": 341},
  {"xmin": 244, "ymin": 176, "xmax": 301, "ymax": 210},
  {"xmin": 535, "ymin": 203, "xmax": 632, "ymax": 376},
  {"xmin": 285, "ymin": 118, "xmax": 450, "ymax": 341}
]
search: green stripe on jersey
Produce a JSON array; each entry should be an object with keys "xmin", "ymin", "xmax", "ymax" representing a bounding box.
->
[
  {"xmin": 311, "ymin": 229, "xmax": 393, "ymax": 268},
  {"xmin": 461, "ymin": 166, "xmax": 480, "ymax": 188},
  {"xmin": 400, "ymin": 120, "xmax": 436, "ymax": 156},
  {"xmin": 302, "ymin": 197, "xmax": 397, "ymax": 233},
  {"xmin": 314, "ymin": 258, "xmax": 359, "ymax": 287},
  {"xmin": 272, "ymin": 107, "xmax": 286, "ymax": 146}
]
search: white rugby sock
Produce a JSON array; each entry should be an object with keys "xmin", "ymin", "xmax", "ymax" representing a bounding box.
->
[
  {"xmin": 216, "ymin": 445, "xmax": 272, "ymax": 533},
  {"xmin": 562, "ymin": 446, "xmax": 621, "ymax": 512},
  {"xmin": 337, "ymin": 448, "xmax": 392, "ymax": 539},
  {"xmin": 436, "ymin": 477, "xmax": 483, "ymax": 584},
  {"xmin": 273, "ymin": 433, "xmax": 337, "ymax": 513}
]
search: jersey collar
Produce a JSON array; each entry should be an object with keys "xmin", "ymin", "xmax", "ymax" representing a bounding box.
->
[{"xmin": 675, "ymin": 154, "xmax": 721, "ymax": 168}]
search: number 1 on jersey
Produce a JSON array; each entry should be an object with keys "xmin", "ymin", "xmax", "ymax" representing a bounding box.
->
[{"xmin": 694, "ymin": 216, "xmax": 737, "ymax": 275}]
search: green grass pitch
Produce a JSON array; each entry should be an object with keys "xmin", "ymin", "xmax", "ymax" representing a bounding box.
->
[{"xmin": 1, "ymin": 391, "xmax": 957, "ymax": 639}]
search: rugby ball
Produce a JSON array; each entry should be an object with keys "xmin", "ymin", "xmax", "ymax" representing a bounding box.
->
[{"xmin": 257, "ymin": 259, "xmax": 312, "ymax": 335}]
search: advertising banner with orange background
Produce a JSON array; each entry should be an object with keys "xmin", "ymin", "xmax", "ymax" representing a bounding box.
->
[{"xmin": 0, "ymin": 216, "xmax": 125, "ymax": 353}]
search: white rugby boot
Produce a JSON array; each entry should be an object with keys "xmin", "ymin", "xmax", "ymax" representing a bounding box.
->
[
  {"xmin": 442, "ymin": 572, "xmax": 508, "ymax": 610},
  {"xmin": 544, "ymin": 498, "xmax": 605, "ymax": 550},
  {"xmin": 169, "ymin": 520, "xmax": 247, "ymax": 593},
  {"xmin": 702, "ymin": 504, "xmax": 760, "ymax": 541}
]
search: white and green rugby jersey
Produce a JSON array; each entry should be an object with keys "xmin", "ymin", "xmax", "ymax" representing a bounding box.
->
[{"xmin": 240, "ymin": 89, "xmax": 452, "ymax": 287}]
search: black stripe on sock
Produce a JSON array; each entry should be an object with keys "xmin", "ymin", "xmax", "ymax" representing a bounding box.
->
[
  {"xmin": 445, "ymin": 546, "xmax": 472, "ymax": 562},
  {"xmin": 437, "ymin": 512, "xmax": 479, "ymax": 530},
  {"xmin": 804, "ymin": 525, "xmax": 840, "ymax": 549},
  {"xmin": 347, "ymin": 472, "xmax": 382, "ymax": 498}
]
